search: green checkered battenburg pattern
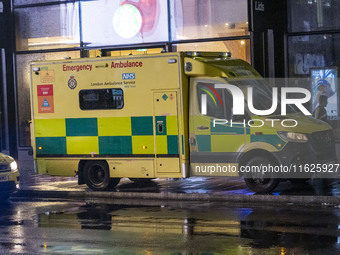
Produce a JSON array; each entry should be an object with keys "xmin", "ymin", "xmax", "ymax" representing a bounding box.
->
[
  {"xmin": 35, "ymin": 116, "xmax": 179, "ymax": 156},
  {"xmin": 195, "ymin": 118, "xmax": 287, "ymax": 152}
]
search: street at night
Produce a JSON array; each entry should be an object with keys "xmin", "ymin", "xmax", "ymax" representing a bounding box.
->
[{"xmin": 2, "ymin": 0, "xmax": 340, "ymax": 254}]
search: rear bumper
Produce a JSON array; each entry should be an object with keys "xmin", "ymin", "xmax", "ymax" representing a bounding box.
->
[{"xmin": 0, "ymin": 170, "xmax": 20, "ymax": 194}]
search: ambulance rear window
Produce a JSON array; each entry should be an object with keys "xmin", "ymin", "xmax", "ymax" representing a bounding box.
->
[{"xmin": 79, "ymin": 88, "xmax": 124, "ymax": 110}]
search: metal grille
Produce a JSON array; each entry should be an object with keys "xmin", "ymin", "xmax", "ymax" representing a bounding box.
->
[
  {"xmin": 309, "ymin": 130, "xmax": 335, "ymax": 154},
  {"xmin": 0, "ymin": 164, "xmax": 10, "ymax": 172}
]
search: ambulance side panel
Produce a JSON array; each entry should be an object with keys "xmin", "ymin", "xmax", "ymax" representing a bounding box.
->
[{"xmin": 30, "ymin": 54, "xmax": 186, "ymax": 178}]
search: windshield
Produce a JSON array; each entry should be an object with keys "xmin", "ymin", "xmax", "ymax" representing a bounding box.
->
[{"xmin": 226, "ymin": 78, "xmax": 297, "ymax": 116}]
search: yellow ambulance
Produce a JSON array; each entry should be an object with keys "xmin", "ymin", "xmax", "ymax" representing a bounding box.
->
[
  {"xmin": 30, "ymin": 52, "xmax": 335, "ymax": 193},
  {"xmin": 0, "ymin": 153, "xmax": 19, "ymax": 199}
]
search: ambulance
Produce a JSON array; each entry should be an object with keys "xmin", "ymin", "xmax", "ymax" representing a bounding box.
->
[
  {"xmin": 0, "ymin": 153, "xmax": 19, "ymax": 199},
  {"xmin": 30, "ymin": 52, "xmax": 336, "ymax": 193}
]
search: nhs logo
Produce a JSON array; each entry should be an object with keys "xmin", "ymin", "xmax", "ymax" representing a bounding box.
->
[{"xmin": 122, "ymin": 73, "xmax": 135, "ymax": 80}]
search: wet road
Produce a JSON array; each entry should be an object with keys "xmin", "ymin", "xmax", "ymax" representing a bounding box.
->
[
  {"xmin": 1, "ymin": 200, "xmax": 340, "ymax": 254},
  {"xmin": 17, "ymin": 161, "xmax": 340, "ymax": 196},
  {"xmin": 18, "ymin": 168, "xmax": 340, "ymax": 197}
]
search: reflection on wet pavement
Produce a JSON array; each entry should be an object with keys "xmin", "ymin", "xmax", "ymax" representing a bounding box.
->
[{"xmin": 1, "ymin": 201, "xmax": 340, "ymax": 254}]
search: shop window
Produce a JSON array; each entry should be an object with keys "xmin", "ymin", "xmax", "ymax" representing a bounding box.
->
[
  {"xmin": 16, "ymin": 51, "xmax": 80, "ymax": 147},
  {"xmin": 79, "ymin": 89, "xmax": 124, "ymax": 110},
  {"xmin": 170, "ymin": 0, "xmax": 249, "ymax": 41},
  {"xmin": 175, "ymin": 40, "xmax": 251, "ymax": 63},
  {"xmin": 288, "ymin": 33, "xmax": 340, "ymax": 138},
  {"xmin": 109, "ymin": 48, "xmax": 164, "ymax": 56},
  {"xmin": 288, "ymin": 0, "xmax": 340, "ymax": 33},
  {"xmin": 15, "ymin": 2, "xmax": 80, "ymax": 51},
  {"xmin": 93, "ymin": 48, "xmax": 164, "ymax": 57},
  {"xmin": 13, "ymin": 0, "xmax": 68, "ymax": 5},
  {"xmin": 288, "ymin": 34, "xmax": 340, "ymax": 77},
  {"xmin": 81, "ymin": 0, "xmax": 168, "ymax": 47}
]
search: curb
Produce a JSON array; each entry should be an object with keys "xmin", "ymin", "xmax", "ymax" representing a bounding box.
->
[{"xmin": 10, "ymin": 189, "xmax": 340, "ymax": 206}]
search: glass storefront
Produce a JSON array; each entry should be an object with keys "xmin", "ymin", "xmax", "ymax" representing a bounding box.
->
[
  {"xmin": 287, "ymin": 0, "xmax": 340, "ymax": 138},
  {"xmin": 171, "ymin": 0, "xmax": 249, "ymax": 40},
  {"xmin": 288, "ymin": 34, "xmax": 340, "ymax": 77},
  {"xmin": 13, "ymin": 0, "xmax": 250, "ymax": 149},
  {"xmin": 15, "ymin": 2, "xmax": 80, "ymax": 51},
  {"xmin": 288, "ymin": 0, "xmax": 340, "ymax": 33},
  {"xmin": 175, "ymin": 39, "xmax": 251, "ymax": 63},
  {"xmin": 81, "ymin": 0, "xmax": 169, "ymax": 47},
  {"xmin": 14, "ymin": 0, "xmax": 65, "ymax": 5}
]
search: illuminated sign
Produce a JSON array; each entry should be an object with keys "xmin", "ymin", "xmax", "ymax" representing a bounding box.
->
[
  {"xmin": 113, "ymin": 0, "xmax": 159, "ymax": 39},
  {"xmin": 82, "ymin": 0, "xmax": 167, "ymax": 46},
  {"xmin": 113, "ymin": 4, "xmax": 143, "ymax": 39},
  {"xmin": 311, "ymin": 68, "xmax": 338, "ymax": 120}
]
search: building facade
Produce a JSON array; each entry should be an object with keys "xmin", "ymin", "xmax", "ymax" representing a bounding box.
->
[{"xmin": 0, "ymin": 0, "xmax": 339, "ymax": 160}]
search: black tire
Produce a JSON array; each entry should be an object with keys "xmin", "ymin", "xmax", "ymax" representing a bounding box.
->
[
  {"xmin": 83, "ymin": 161, "xmax": 110, "ymax": 191},
  {"xmin": 243, "ymin": 157, "xmax": 280, "ymax": 193}
]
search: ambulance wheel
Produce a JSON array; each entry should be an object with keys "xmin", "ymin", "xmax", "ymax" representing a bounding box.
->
[
  {"xmin": 83, "ymin": 161, "xmax": 110, "ymax": 191},
  {"xmin": 243, "ymin": 157, "xmax": 279, "ymax": 193}
]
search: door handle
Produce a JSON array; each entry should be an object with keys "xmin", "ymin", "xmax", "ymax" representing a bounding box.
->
[
  {"xmin": 197, "ymin": 126, "xmax": 209, "ymax": 130},
  {"xmin": 157, "ymin": 121, "xmax": 164, "ymax": 133}
]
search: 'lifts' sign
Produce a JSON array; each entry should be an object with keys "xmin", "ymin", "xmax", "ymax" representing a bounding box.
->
[
  {"xmin": 255, "ymin": 1, "xmax": 264, "ymax": 12},
  {"xmin": 249, "ymin": 0, "xmax": 286, "ymax": 32}
]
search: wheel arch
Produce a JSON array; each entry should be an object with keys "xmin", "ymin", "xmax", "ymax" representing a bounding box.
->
[
  {"xmin": 77, "ymin": 160, "xmax": 109, "ymax": 185},
  {"xmin": 238, "ymin": 149, "xmax": 280, "ymax": 176}
]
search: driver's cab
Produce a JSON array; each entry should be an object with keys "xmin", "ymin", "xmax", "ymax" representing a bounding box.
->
[{"xmin": 189, "ymin": 75, "xmax": 335, "ymax": 193}]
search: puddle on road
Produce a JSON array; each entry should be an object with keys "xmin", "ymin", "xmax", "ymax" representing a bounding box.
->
[
  {"xmin": 34, "ymin": 203, "xmax": 340, "ymax": 254},
  {"xmin": 1, "ymin": 201, "xmax": 340, "ymax": 254}
]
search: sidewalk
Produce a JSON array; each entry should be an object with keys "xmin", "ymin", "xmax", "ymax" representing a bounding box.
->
[{"xmin": 12, "ymin": 161, "xmax": 340, "ymax": 206}]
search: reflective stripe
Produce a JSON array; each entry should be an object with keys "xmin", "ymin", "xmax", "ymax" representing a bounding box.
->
[
  {"xmin": 66, "ymin": 137, "xmax": 99, "ymax": 154},
  {"xmin": 98, "ymin": 117, "xmax": 132, "ymax": 136},
  {"xmin": 35, "ymin": 119, "xmax": 66, "ymax": 137},
  {"xmin": 35, "ymin": 116, "xmax": 179, "ymax": 156}
]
